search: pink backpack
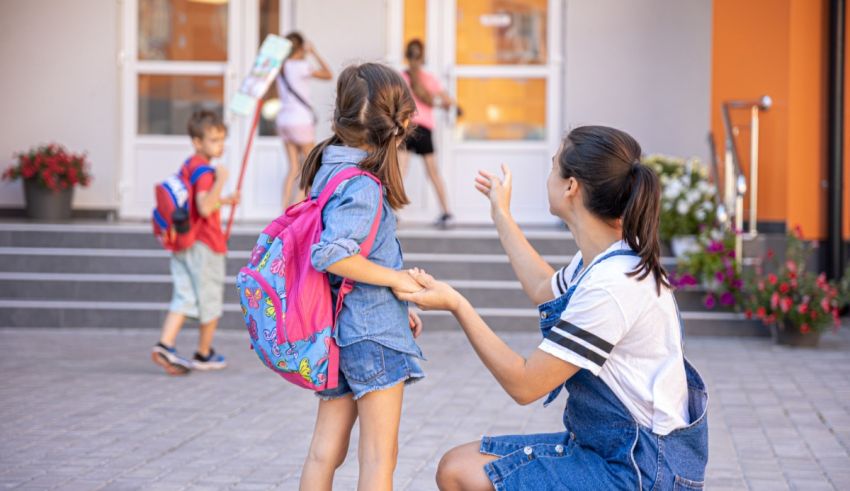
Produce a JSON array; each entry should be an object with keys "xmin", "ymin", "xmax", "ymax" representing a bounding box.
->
[{"xmin": 235, "ymin": 167, "xmax": 382, "ymax": 390}]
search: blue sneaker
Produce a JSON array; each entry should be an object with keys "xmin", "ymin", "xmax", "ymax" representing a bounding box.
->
[
  {"xmin": 151, "ymin": 343, "xmax": 192, "ymax": 376},
  {"xmin": 192, "ymin": 348, "xmax": 227, "ymax": 371}
]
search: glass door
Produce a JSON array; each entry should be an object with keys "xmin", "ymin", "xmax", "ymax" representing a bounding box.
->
[
  {"xmin": 446, "ymin": 0, "xmax": 561, "ymax": 224},
  {"xmin": 120, "ymin": 0, "xmax": 240, "ymax": 219}
]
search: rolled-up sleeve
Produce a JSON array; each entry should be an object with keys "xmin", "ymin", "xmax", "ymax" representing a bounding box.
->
[{"xmin": 311, "ymin": 176, "xmax": 381, "ymax": 272}]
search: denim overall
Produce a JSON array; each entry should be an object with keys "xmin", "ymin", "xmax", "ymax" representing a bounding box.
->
[{"xmin": 481, "ymin": 250, "xmax": 709, "ymax": 490}]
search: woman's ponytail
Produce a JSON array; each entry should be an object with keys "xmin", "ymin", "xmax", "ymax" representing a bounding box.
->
[{"xmin": 622, "ymin": 163, "xmax": 668, "ymax": 294}]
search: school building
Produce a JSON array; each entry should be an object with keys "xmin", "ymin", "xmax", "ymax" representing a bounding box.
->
[{"xmin": 0, "ymin": 0, "xmax": 847, "ymax": 271}]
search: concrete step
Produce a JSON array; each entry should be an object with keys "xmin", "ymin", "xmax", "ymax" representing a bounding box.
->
[
  {"xmin": 0, "ymin": 221, "xmax": 769, "ymax": 336},
  {"xmin": 0, "ymin": 299, "xmax": 766, "ymax": 336}
]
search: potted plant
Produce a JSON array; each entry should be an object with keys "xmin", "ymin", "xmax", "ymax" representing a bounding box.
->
[
  {"xmin": 670, "ymin": 227, "xmax": 744, "ymax": 310},
  {"xmin": 742, "ymin": 227, "xmax": 842, "ymax": 347},
  {"xmin": 644, "ymin": 155, "xmax": 718, "ymax": 256},
  {"xmin": 2, "ymin": 144, "xmax": 92, "ymax": 221}
]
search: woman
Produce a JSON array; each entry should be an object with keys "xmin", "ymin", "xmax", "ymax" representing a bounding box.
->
[
  {"xmin": 397, "ymin": 126, "xmax": 708, "ymax": 490},
  {"xmin": 276, "ymin": 31, "xmax": 333, "ymax": 208},
  {"xmin": 400, "ymin": 39, "xmax": 456, "ymax": 228}
]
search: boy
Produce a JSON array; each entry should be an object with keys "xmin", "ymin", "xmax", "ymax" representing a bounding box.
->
[{"xmin": 151, "ymin": 110, "xmax": 239, "ymax": 375}]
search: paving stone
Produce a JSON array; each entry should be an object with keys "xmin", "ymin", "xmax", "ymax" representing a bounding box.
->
[{"xmin": 1, "ymin": 326, "xmax": 848, "ymax": 489}]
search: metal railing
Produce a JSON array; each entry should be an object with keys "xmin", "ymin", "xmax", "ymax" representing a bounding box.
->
[{"xmin": 718, "ymin": 95, "xmax": 772, "ymax": 268}]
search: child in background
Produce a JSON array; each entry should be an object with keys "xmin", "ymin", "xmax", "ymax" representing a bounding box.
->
[
  {"xmin": 297, "ymin": 63, "xmax": 425, "ymax": 491},
  {"xmin": 151, "ymin": 111, "xmax": 240, "ymax": 376}
]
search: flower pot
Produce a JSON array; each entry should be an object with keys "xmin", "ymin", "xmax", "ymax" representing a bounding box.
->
[
  {"xmin": 772, "ymin": 322, "xmax": 822, "ymax": 348},
  {"xmin": 23, "ymin": 180, "xmax": 73, "ymax": 221},
  {"xmin": 670, "ymin": 235, "xmax": 699, "ymax": 258}
]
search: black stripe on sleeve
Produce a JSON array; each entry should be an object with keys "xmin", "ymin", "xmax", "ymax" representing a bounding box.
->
[
  {"xmin": 554, "ymin": 320, "xmax": 615, "ymax": 354},
  {"xmin": 556, "ymin": 268, "xmax": 567, "ymax": 294},
  {"xmin": 546, "ymin": 329, "xmax": 607, "ymax": 368}
]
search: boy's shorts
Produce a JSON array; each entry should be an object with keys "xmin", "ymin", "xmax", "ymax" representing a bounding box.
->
[{"xmin": 169, "ymin": 241, "xmax": 225, "ymax": 324}]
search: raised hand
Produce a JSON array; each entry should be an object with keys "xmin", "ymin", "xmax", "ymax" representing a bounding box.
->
[{"xmin": 474, "ymin": 164, "xmax": 513, "ymax": 221}]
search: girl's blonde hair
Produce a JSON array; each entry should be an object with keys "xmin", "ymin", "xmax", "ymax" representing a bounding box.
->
[{"xmin": 301, "ymin": 63, "xmax": 416, "ymax": 209}]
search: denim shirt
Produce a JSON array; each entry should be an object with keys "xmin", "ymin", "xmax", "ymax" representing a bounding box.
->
[{"xmin": 310, "ymin": 145, "xmax": 424, "ymax": 359}]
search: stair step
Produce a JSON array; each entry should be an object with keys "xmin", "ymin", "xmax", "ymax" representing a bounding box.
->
[{"xmin": 0, "ymin": 300, "xmax": 766, "ymax": 336}]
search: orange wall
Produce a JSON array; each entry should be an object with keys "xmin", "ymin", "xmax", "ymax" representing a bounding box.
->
[{"xmin": 712, "ymin": 0, "xmax": 830, "ymax": 239}]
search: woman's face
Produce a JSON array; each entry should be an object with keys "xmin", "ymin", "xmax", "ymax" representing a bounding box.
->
[{"xmin": 547, "ymin": 146, "xmax": 572, "ymax": 219}]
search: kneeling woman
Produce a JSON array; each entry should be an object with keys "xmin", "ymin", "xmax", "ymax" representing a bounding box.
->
[{"xmin": 398, "ymin": 126, "xmax": 708, "ymax": 490}]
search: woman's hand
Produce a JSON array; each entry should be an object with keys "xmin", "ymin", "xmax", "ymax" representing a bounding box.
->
[
  {"xmin": 396, "ymin": 268, "xmax": 464, "ymax": 313},
  {"xmin": 474, "ymin": 164, "xmax": 513, "ymax": 221},
  {"xmin": 408, "ymin": 309, "xmax": 423, "ymax": 338}
]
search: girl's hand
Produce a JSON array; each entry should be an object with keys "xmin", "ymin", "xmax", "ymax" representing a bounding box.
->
[
  {"xmin": 408, "ymin": 309, "xmax": 423, "ymax": 338},
  {"xmin": 474, "ymin": 164, "xmax": 513, "ymax": 220},
  {"xmin": 391, "ymin": 270, "xmax": 424, "ymax": 297},
  {"xmin": 396, "ymin": 268, "xmax": 464, "ymax": 313}
]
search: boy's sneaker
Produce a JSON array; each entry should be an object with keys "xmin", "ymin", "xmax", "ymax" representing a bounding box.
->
[
  {"xmin": 151, "ymin": 343, "xmax": 192, "ymax": 376},
  {"xmin": 434, "ymin": 213, "xmax": 454, "ymax": 230},
  {"xmin": 193, "ymin": 348, "xmax": 227, "ymax": 371}
]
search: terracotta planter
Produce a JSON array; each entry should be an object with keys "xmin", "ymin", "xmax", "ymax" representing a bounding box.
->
[
  {"xmin": 23, "ymin": 180, "xmax": 73, "ymax": 221},
  {"xmin": 772, "ymin": 322, "xmax": 822, "ymax": 347}
]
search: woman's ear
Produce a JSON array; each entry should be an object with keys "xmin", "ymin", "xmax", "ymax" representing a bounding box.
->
[{"xmin": 564, "ymin": 177, "xmax": 579, "ymax": 199}]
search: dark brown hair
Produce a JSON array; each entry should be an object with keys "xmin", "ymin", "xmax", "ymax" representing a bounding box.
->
[
  {"xmin": 404, "ymin": 39, "xmax": 434, "ymax": 107},
  {"xmin": 285, "ymin": 31, "xmax": 305, "ymax": 55},
  {"xmin": 559, "ymin": 126, "xmax": 668, "ymax": 294},
  {"xmin": 300, "ymin": 63, "xmax": 416, "ymax": 209},
  {"xmin": 187, "ymin": 110, "xmax": 226, "ymax": 140}
]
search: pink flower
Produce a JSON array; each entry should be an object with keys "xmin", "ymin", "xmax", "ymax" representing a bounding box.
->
[
  {"xmin": 771, "ymin": 292, "xmax": 780, "ymax": 309},
  {"xmin": 797, "ymin": 303, "xmax": 809, "ymax": 314},
  {"xmin": 780, "ymin": 297, "xmax": 793, "ymax": 313},
  {"xmin": 704, "ymin": 294, "xmax": 717, "ymax": 309},
  {"xmin": 720, "ymin": 292, "xmax": 735, "ymax": 306},
  {"xmin": 768, "ymin": 274, "xmax": 778, "ymax": 285}
]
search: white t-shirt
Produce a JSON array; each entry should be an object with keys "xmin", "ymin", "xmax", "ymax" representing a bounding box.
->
[
  {"xmin": 538, "ymin": 240, "xmax": 690, "ymax": 435},
  {"xmin": 275, "ymin": 59, "xmax": 314, "ymax": 127}
]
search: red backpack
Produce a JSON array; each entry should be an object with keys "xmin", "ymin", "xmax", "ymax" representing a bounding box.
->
[{"xmin": 152, "ymin": 157, "xmax": 215, "ymax": 251}]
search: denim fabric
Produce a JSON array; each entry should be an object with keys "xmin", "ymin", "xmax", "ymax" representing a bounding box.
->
[
  {"xmin": 315, "ymin": 340, "xmax": 425, "ymax": 400},
  {"xmin": 309, "ymin": 145, "xmax": 424, "ymax": 359},
  {"xmin": 481, "ymin": 251, "xmax": 709, "ymax": 490}
]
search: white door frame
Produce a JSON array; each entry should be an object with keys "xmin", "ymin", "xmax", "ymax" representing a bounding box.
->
[
  {"xmin": 387, "ymin": 0, "xmax": 563, "ymax": 224},
  {"xmin": 119, "ymin": 0, "xmax": 295, "ymax": 221}
]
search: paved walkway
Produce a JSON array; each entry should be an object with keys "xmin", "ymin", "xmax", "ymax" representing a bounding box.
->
[{"xmin": 1, "ymin": 326, "xmax": 849, "ymax": 490}]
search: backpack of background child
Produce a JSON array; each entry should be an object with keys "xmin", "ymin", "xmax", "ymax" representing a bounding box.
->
[
  {"xmin": 151, "ymin": 156, "xmax": 215, "ymax": 252},
  {"xmin": 235, "ymin": 167, "xmax": 382, "ymax": 391}
]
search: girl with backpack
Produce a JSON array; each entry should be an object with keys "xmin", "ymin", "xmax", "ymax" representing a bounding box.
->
[
  {"xmin": 297, "ymin": 63, "xmax": 427, "ymax": 491},
  {"xmin": 275, "ymin": 31, "xmax": 333, "ymax": 208},
  {"xmin": 398, "ymin": 126, "xmax": 709, "ymax": 490}
]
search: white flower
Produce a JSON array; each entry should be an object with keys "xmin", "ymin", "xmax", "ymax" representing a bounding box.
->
[
  {"xmin": 687, "ymin": 190, "xmax": 701, "ymax": 204},
  {"xmin": 677, "ymin": 201, "xmax": 689, "ymax": 215},
  {"xmin": 695, "ymin": 209, "xmax": 706, "ymax": 221}
]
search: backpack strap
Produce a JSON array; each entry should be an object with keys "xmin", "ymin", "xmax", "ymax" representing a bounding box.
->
[
  {"xmin": 189, "ymin": 165, "xmax": 215, "ymax": 185},
  {"xmin": 317, "ymin": 166, "xmax": 384, "ymax": 326}
]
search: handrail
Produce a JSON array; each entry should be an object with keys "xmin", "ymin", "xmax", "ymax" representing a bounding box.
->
[{"xmin": 720, "ymin": 95, "xmax": 771, "ymax": 269}]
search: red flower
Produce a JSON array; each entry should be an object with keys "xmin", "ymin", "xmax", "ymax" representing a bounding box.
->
[
  {"xmin": 756, "ymin": 307, "xmax": 767, "ymax": 319},
  {"xmin": 779, "ymin": 296, "xmax": 793, "ymax": 313},
  {"xmin": 771, "ymin": 292, "xmax": 780, "ymax": 309},
  {"xmin": 800, "ymin": 323, "xmax": 811, "ymax": 334},
  {"xmin": 745, "ymin": 309, "xmax": 753, "ymax": 319},
  {"xmin": 767, "ymin": 249, "xmax": 775, "ymax": 259},
  {"xmin": 768, "ymin": 274, "xmax": 778, "ymax": 285},
  {"xmin": 779, "ymin": 283, "xmax": 790, "ymax": 294},
  {"xmin": 798, "ymin": 303, "xmax": 809, "ymax": 314}
]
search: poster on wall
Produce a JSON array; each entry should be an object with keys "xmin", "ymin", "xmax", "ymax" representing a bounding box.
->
[{"xmin": 230, "ymin": 34, "xmax": 291, "ymax": 116}]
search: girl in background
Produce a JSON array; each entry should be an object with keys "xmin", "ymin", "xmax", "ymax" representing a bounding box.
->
[
  {"xmin": 400, "ymin": 39, "xmax": 456, "ymax": 228},
  {"xmin": 276, "ymin": 31, "xmax": 333, "ymax": 208}
]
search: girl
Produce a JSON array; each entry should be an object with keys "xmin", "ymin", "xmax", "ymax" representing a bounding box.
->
[
  {"xmin": 276, "ymin": 31, "xmax": 333, "ymax": 208},
  {"xmin": 299, "ymin": 63, "xmax": 427, "ymax": 491},
  {"xmin": 398, "ymin": 126, "xmax": 709, "ymax": 490},
  {"xmin": 400, "ymin": 39, "xmax": 456, "ymax": 228}
]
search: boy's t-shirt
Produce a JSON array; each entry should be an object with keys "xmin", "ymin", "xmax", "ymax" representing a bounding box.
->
[{"xmin": 185, "ymin": 155, "xmax": 227, "ymax": 254}]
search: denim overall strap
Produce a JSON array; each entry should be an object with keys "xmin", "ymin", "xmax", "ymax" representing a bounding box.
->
[{"xmin": 538, "ymin": 249, "xmax": 639, "ymax": 406}]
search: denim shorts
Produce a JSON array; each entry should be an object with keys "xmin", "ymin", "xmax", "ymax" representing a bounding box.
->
[
  {"xmin": 316, "ymin": 340, "xmax": 425, "ymax": 401},
  {"xmin": 169, "ymin": 242, "xmax": 225, "ymax": 324}
]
